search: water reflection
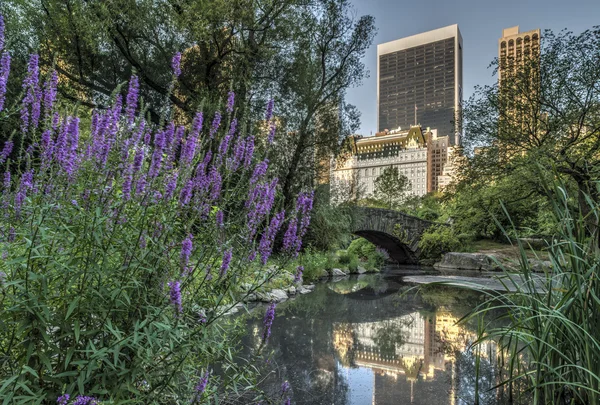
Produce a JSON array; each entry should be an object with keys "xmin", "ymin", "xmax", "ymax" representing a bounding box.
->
[{"xmin": 242, "ymin": 273, "xmax": 506, "ymax": 405}]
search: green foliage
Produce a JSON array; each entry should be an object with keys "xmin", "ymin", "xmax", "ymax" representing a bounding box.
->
[
  {"xmin": 462, "ymin": 180, "xmax": 600, "ymax": 405},
  {"xmin": 418, "ymin": 225, "xmax": 466, "ymax": 262},
  {"xmin": 373, "ymin": 166, "xmax": 411, "ymax": 209}
]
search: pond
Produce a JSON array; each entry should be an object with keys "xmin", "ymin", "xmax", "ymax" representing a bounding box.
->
[{"xmin": 240, "ymin": 267, "xmax": 511, "ymax": 405}]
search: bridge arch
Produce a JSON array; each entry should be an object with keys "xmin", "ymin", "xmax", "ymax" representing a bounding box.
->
[{"xmin": 351, "ymin": 207, "xmax": 445, "ymax": 264}]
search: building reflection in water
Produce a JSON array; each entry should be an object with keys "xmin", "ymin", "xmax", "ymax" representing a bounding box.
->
[{"xmin": 332, "ymin": 311, "xmax": 498, "ymax": 405}]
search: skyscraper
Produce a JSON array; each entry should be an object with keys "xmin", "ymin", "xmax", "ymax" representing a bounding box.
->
[
  {"xmin": 377, "ymin": 24, "xmax": 463, "ymax": 145},
  {"xmin": 498, "ymin": 26, "xmax": 540, "ymax": 83}
]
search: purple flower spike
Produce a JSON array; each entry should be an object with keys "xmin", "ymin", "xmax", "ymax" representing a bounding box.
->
[
  {"xmin": 2, "ymin": 171, "xmax": 10, "ymax": 190},
  {"xmin": 226, "ymin": 91, "xmax": 235, "ymax": 113},
  {"xmin": 209, "ymin": 111, "xmax": 221, "ymax": 139},
  {"xmin": 0, "ymin": 15, "xmax": 5, "ymax": 52},
  {"xmin": 220, "ymin": 248, "xmax": 232, "ymax": 277},
  {"xmin": 0, "ymin": 52, "xmax": 11, "ymax": 113},
  {"xmin": 243, "ymin": 136, "xmax": 255, "ymax": 168},
  {"xmin": 0, "ymin": 140, "xmax": 13, "ymax": 164},
  {"xmin": 182, "ymin": 112, "xmax": 203, "ymax": 164},
  {"xmin": 250, "ymin": 159, "xmax": 269, "ymax": 184},
  {"xmin": 267, "ymin": 121, "xmax": 276, "ymax": 144},
  {"xmin": 126, "ymin": 75, "xmax": 139, "ymax": 126},
  {"xmin": 262, "ymin": 302, "xmax": 276, "ymax": 342},
  {"xmin": 43, "ymin": 71, "xmax": 58, "ymax": 118},
  {"xmin": 265, "ymin": 99, "xmax": 274, "ymax": 121},
  {"xmin": 195, "ymin": 370, "xmax": 210, "ymax": 398},
  {"xmin": 72, "ymin": 396, "xmax": 99, "ymax": 405},
  {"xmin": 281, "ymin": 381, "xmax": 290, "ymax": 395},
  {"xmin": 181, "ymin": 234, "xmax": 193, "ymax": 267},
  {"xmin": 172, "ymin": 52, "xmax": 182, "ymax": 77},
  {"xmin": 282, "ymin": 218, "xmax": 298, "ymax": 253},
  {"xmin": 21, "ymin": 54, "xmax": 41, "ymax": 132},
  {"xmin": 168, "ymin": 280, "xmax": 183, "ymax": 315},
  {"xmin": 56, "ymin": 394, "xmax": 70, "ymax": 405},
  {"xmin": 258, "ymin": 211, "xmax": 285, "ymax": 264}
]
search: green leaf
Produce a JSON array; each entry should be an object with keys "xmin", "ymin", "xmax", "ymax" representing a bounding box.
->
[{"xmin": 66, "ymin": 298, "xmax": 79, "ymax": 320}]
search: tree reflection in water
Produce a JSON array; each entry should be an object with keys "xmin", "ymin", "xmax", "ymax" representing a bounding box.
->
[{"xmin": 238, "ymin": 273, "xmax": 527, "ymax": 405}]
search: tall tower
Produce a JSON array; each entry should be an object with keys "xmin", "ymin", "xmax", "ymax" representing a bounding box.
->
[
  {"xmin": 498, "ymin": 26, "xmax": 540, "ymax": 83},
  {"xmin": 377, "ymin": 24, "xmax": 463, "ymax": 145}
]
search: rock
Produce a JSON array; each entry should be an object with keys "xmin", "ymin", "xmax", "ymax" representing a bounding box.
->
[
  {"xmin": 222, "ymin": 302, "xmax": 244, "ymax": 316},
  {"xmin": 298, "ymin": 284, "xmax": 315, "ymax": 294},
  {"xmin": 240, "ymin": 283, "xmax": 253, "ymax": 291},
  {"xmin": 331, "ymin": 268, "xmax": 347, "ymax": 277},
  {"xmin": 318, "ymin": 269, "xmax": 329, "ymax": 279},
  {"xmin": 528, "ymin": 259, "xmax": 552, "ymax": 273},
  {"xmin": 433, "ymin": 252, "xmax": 500, "ymax": 272},
  {"xmin": 242, "ymin": 293, "xmax": 258, "ymax": 303},
  {"xmin": 259, "ymin": 288, "xmax": 288, "ymax": 303},
  {"xmin": 287, "ymin": 286, "xmax": 297, "ymax": 295},
  {"xmin": 356, "ymin": 266, "xmax": 368, "ymax": 274}
]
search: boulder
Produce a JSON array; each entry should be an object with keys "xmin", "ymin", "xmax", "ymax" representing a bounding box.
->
[
  {"xmin": 242, "ymin": 293, "xmax": 258, "ymax": 303},
  {"xmin": 287, "ymin": 286, "xmax": 297, "ymax": 295},
  {"xmin": 331, "ymin": 268, "xmax": 347, "ymax": 277},
  {"xmin": 298, "ymin": 284, "xmax": 315, "ymax": 294},
  {"xmin": 261, "ymin": 288, "xmax": 289, "ymax": 303},
  {"xmin": 356, "ymin": 266, "xmax": 368, "ymax": 274},
  {"xmin": 528, "ymin": 259, "xmax": 553, "ymax": 273},
  {"xmin": 434, "ymin": 252, "xmax": 500, "ymax": 272}
]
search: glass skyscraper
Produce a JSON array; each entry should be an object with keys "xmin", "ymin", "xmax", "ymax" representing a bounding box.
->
[{"xmin": 377, "ymin": 25, "xmax": 463, "ymax": 144}]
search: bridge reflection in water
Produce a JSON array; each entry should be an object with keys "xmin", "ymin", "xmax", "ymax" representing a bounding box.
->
[{"xmin": 243, "ymin": 274, "xmax": 502, "ymax": 405}]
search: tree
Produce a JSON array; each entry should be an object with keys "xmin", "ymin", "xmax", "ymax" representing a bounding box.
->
[
  {"xmin": 462, "ymin": 27, "xmax": 600, "ymax": 245},
  {"xmin": 273, "ymin": 0, "xmax": 376, "ymax": 210},
  {"xmin": 373, "ymin": 166, "xmax": 411, "ymax": 209}
]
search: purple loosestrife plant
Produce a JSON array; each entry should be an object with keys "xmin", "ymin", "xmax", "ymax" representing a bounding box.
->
[
  {"xmin": 262, "ymin": 303, "xmax": 276, "ymax": 343},
  {"xmin": 56, "ymin": 394, "xmax": 70, "ymax": 405},
  {"xmin": 126, "ymin": 75, "xmax": 139, "ymax": 126},
  {"xmin": 294, "ymin": 266, "xmax": 303, "ymax": 283},
  {"xmin": 72, "ymin": 396, "xmax": 99, "ymax": 405},
  {"xmin": 226, "ymin": 91, "xmax": 235, "ymax": 113},
  {"xmin": 209, "ymin": 111, "xmax": 221, "ymax": 139},
  {"xmin": 0, "ymin": 15, "xmax": 4, "ymax": 52},
  {"xmin": 0, "ymin": 20, "xmax": 316, "ymax": 401},
  {"xmin": 265, "ymin": 99, "xmax": 274, "ymax": 121},
  {"xmin": 267, "ymin": 121, "xmax": 276, "ymax": 144},
  {"xmin": 0, "ymin": 52, "xmax": 11, "ymax": 113},
  {"xmin": 172, "ymin": 52, "xmax": 182, "ymax": 77},
  {"xmin": 0, "ymin": 140, "xmax": 13, "ymax": 164},
  {"xmin": 194, "ymin": 370, "xmax": 210, "ymax": 399}
]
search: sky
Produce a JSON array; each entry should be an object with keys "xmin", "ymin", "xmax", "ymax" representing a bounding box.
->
[{"xmin": 346, "ymin": 0, "xmax": 600, "ymax": 136}]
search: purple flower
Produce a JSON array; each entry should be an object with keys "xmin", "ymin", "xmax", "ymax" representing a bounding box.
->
[
  {"xmin": 179, "ymin": 180, "xmax": 193, "ymax": 206},
  {"xmin": 172, "ymin": 52, "xmax": 182, "ymax": 77},
  {"xmin": 72, "ymin": 396, "xmax": 98, "ymax": 405},
  {"xmin": 181, "ymin": 234, "xmax": 193, "ymax": 266},
  {"xmin": 267, "ymin": 121, "xmax": 276, "ymax": 144},
  {"xmin": 56, "ymin": 394, "xmax": 70, "ymax": 405},
  {"xmin": 149, "ymin": 130, "xmax": 165, "ymax": 178},
  {"xmin": 294, "ymin": 191, "xmax": 314, "ymax": 252},
  {"xmin": 0, "ymin": 140, "xmax": 13, "ymax": 164},
  {"xmin": 228, "ymin": 136, "xmax": 245, "ymax": 171},
  {"xmin": 133, "ymin": 146, "xmax": 145, "ymax": 174},
  {"xmin": 164, "ymin": 170, "xmax": 178, "ymax": 199},
  {"xmin": 126, "ymin": 75, "xmax": 139, "ymax": 126},
  {"xmin": 208, "ymin": 166, "xmax": 222, "ymax": 201},
  {"xmin": 262, "ymin": 303, "xmax": 276, "ymax": 342},
  {"xmin": 265, "ymin": 99, "xmax": 274, "ymax": 121},
  {"xmin": 209, "ymin": 111, "xmax": 221, "ymax": 139},
  {"xmin": 216, "ymin": 210, "xmax": 224, "ymax": 228},
  {"xmin": 43, "ymin": 71, "xmax": 58, "ymax": 117},
  {"xmin": 220, "ymin": 248, "xmax": 232, "ymax": 277},
  {"xmin": 181, "ymin": 112, "xmax": 203, "ymax": 164},
  {"xmin": 41, "ymin": 130, "xmax": 54, "ymax": 169},
  {"xmin": 194, "ymin": 370, "xmax": 210, "ymax": 398},
  {"xmin": 226, "ymin": 91, "xmax": 235, "ymax": 113},
  {"xmin": 284, "ymin": 398, "xmax": 291, "ymax": 405},
  {"xmin": 250, "ymin": 159, "xmax": 269, "ymax": 184},
  {"xmin": 294, "ymin": 266, "xmax": 304, "ymax": 283},
  {"xmin": 281, "ymin": 381, "xmax": 290, "ymax": 395},
  {"xmin": 282, "ymin": 218, "xmax": 298, "ymax": 253},
  {"xmin": 167, "ymin": 125, "xmax": 185, "ymax": 166},
  {"xmin": 168, "ymin": 280, "xmax": 183, "ymax": 314},
  {"xmin": 122, "ymin": 167, "xmax": 133, "ymax": 201},
  {"xmin": 246, "ymin": 178, "xmax": 278, "ymax": 239},
  {"xmin": 258, "ymin": 211, "xmax": 285, "ymax": 264},
  {"xmin": 2, "ymin": 171, "xmax": 10, "ymax": 190},
  {"xmin": 243, "ymin": 136, "xmax": 255, "ymax": 168},
  {"xmin": 139, "ymin": 233, "xmax": 147, "ymax": 250},
  {"xmin": 0, "ymin": 15, "xmax": 5, "ymax": 52},
  {"xmin": 135, "ymin": 173, "xmax": 147, "ymax": 196},
  {"xmin": 0, "ymin": 51, "xmax": 10, "ymax": 113},
  {"xmin": 21, "ymin": 54, "xmax": 41, "ymax": 132},
  {"xmin": 64, "ymin": 117, "xmax": 80, "ymax": 177}
]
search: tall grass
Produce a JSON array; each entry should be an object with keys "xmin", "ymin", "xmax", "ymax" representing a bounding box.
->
[{"xmin": 462, "ymin": 179, "xmax": 600, "ymax": 405}]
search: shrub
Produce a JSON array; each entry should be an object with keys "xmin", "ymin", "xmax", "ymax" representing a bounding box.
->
[
  {"xmin": 0, "ymin": 35, "xmax": 313, "ymax": 403},
  {"xmin": 418, "ymin": 225, "xmax": 464, "ymax": 261}
]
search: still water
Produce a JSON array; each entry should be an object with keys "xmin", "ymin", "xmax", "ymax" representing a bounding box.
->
[{"xmin": 242, "ymin": 268, "xmax": 504, "ymax": 405}]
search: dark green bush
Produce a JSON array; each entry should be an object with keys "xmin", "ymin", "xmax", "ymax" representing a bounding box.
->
[{"xmin": 418, "ymin": 225, "xmax": 464, "ymax": 261}]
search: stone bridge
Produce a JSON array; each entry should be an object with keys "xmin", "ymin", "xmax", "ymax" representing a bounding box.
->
[{"xmin": 352, "ymin": 207, "xmax": 446, "ymax": 264}]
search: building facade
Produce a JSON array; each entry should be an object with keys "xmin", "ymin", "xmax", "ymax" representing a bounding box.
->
[
  {"xmin": 377, "ymin": 25, "xmax": 463, "ymax": 145},
  {"xmin": 330, "ymin": 126, "xmax": 455, "ymax": 203},
  {"xmin": 498, "ymin": 26, "xmax": 540, "ymax": 83}
]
